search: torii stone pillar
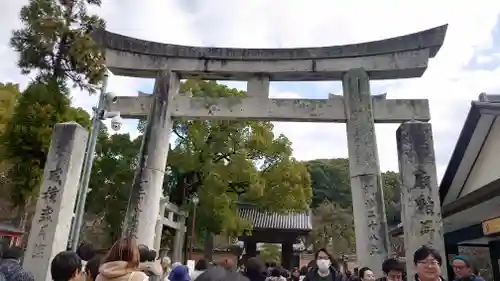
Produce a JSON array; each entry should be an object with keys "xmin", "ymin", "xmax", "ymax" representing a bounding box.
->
[
  {"xmin": 397, "ymin": 121, "xmax": 446, "ymax": 279},
  {"xmin": 23, "ymin": 123, "xmax": 88, "ymax": 281},
  {"xmin": 122, "ymin": 70, "xmax": 180, "ymax": 248},
  {"xmin": 343, "ymin": 68, "xmax": 390, "ymax": 272}
]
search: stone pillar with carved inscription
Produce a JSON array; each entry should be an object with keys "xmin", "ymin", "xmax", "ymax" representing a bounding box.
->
[
  {"xmin": 343, "ymin": 68, "xmax": 390, "ymax": 273},
  {"xmin": 23, "ymin": 123, "xmax": 88, "ymax": 281},
  {"xmin": 396, "ymin": 121, "xmax": 446, "ymax": 279},
  {"xmin": 122, "ymin": 71, "xmax": 180, "ymax": 248}
]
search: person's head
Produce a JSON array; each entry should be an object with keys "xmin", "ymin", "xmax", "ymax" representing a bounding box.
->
[
  {"xmin": 195, "ymin": 259, "xmax": 208, "ymax": 271},
  {"xmin": 451, "ymin": 255, "xmax": 474, "ymax": 278},
  {"xmin": 244, "ymin": 257, "xmax": 266, "ymax": 278},
  {"xmin": 291, "ymin": 267, "xmax": 300, "ymax": 277},
  {"xmin": 315, "ymin": 248, "xmax": 338, "ymax": 273},
  {"xmin": 413, "ymin": 245, "xmax": 442, "ymax": 280},
  {"xmin": 102, "ymin": 237, "xmax": 140, "ymax": 268},
  {"xmin": 76, "ymin": 242, "xmax": 95, "ymax": 262},
  {"xmin": 138, "ymin": 244, "xmax": 149, "ymax": 263},
  {"xmin": 270, "ymin": 267, "xmax": 282, "ymax": 277},
  {"xmin": 382, "ymin": 258, "xmax": 404, "ymax": 281},
  {"xmin": 217, "ymin": 258, "xmax": 234, "ymax": 271},
  {"xmin": 168, "ymin": 265, "xmax": 189, "ymax": 281},
  {"xmin": 359, "ymin": 267, "xmax": 376, "ymax": 281},
  {"xmin": 51, "ymin": 251, "xmax": 83, "ymax": 281},
  {"xmin": 299, "ymin": 266, "xmax": 308, "ymax": 276},
  {"xmin": 85, "ymin": 257, "xmax": 101, "ymax": 281},
  {"xmin": 161, "ymin": 256, "xmax": 171, "ymax": 270},
  {"xmin": 2, "ymin": 246, "xmax": 23, "ymax": 261}
]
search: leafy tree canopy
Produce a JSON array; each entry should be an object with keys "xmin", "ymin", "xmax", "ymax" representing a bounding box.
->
[
  {"xmin": 10, "ymin": 0, "xmax": 105, "ymax": 93},
  {"xmin": 2, "ymin": 82, "xmax": 91, "ymax": 209},
  {"xmin": 311, "ymin": 201, "xmax": 355, "ymax": 254},
  {"xmin": 86, "ymin": 128, "xmax": 142, "ymax": 245},
  {"xmin": 305, "ymin": 158, "xmax": 401, "ymax": 225},
  {"xmin": 259, "ymin": 243, "xmax": 281, "ymax": 264},
  {"xmin": 165, "ymin": 80, "xmax": 312, "ymax": 236}
]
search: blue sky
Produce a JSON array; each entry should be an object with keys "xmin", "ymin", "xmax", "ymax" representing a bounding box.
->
[{"xmin": 2, "ymin": 0, "xmax": 500, "ymax": 180}]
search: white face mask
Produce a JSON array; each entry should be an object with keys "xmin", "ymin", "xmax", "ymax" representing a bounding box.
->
[{"xmin": 316, "ymin": 260, "xmax": 331, "ymax": 272}]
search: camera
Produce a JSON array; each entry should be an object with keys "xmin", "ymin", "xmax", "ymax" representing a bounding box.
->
[
  {"xmin": 104, "ymin": 92, "xmax": 118, "ymax": 103},
  {"xmin": 110, "ymin": 115, "xmax": 123, "ymax": 131}
]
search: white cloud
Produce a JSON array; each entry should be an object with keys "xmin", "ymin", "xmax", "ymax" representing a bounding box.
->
[{"xmin": 2, "ymin": 0, "xmax": 500, "ymax": 181}]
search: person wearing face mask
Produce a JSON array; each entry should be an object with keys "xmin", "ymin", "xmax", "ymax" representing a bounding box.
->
[{"xmin": 303, "ymin": 249, "xmax": 347, "ymax": 281}]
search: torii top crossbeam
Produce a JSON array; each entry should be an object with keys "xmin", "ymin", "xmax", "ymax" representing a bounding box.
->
[{"xmin": 92, "ymin": 25, "xmax": 447, "ymax": 80}]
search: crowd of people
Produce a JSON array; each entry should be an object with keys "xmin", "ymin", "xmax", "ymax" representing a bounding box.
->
[{"xmin": 0, "ymin": 238, "xmax": 487, "ymax": 281}]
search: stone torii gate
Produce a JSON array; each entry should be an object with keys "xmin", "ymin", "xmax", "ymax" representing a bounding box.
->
[{"xmin": 93, "ymin": 25, "xmax": 448, "ymax": 271}]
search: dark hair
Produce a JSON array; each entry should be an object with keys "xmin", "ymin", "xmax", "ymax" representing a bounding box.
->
[
  {"xmin": 299, "ymin": 266, "xmax": 308, "ymax": 275},
  {"xmin": 85, "ymin": 257, "xmax": 101, "ymax": 281},
  {"xmin": 2, "ymin": 247, "xmax": 23, "ymax": 260},
  {"xmin": 358, "ymin": 267, "xmax": 372, "ymax": 279},
  {"xmin": 51, "ymin": 251, "xmax": 82, "ymax": 281},
  {"xmin": 103, "ymin": 237, "xmax": 140, "ymax": 268},
  {"xmin": 314, "ymin": 248, "xmax": 339, "ymax": 270},
  {"xmin": 76, "ymin": 242, "xmax": 95, "ymax": 262},
  {"xmin": 382, "ymin": 258, "xmax": 404, "ymax": 274},
  {"xmin": 413, "ymin": 245, "xmax": 442, "ymax": 265},
  {"xmin": 270, "ymin": 267, "xmax": 282, "ymax": 277},
  {"xmin": 245, "ymin": 257, "xmax": 266, "ymax": 277},
  {"xmin": 138, "ymin": 245, "xmax": 149, "ymax": 262},
  {"xmin": 195, "ymin": 259, "xmax": 208, "ymax": 271}
]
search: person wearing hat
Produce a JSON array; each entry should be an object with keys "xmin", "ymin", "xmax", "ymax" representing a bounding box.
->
[
  {"xmin": 168, "ymin": 265, "xmax": 190, "ymax": 281},
  {"xmin": 450, "ymin": 255, "xmax": 484, "ymax": 281}
]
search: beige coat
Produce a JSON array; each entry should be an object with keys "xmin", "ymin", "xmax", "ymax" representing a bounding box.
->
[{"xmin": 96, "ymin": 261, "xmax": 149, "ymax": 281}]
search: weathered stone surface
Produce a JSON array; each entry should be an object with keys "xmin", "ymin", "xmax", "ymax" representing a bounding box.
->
[
  {"xmin": 23, "ymin": 123, "xmax": 88, "ymax": 281},
  {"xmin": 396, "ymin": 121, "xmax": 446, "ymax": 279},
  {"xmin": 343, "ymin": 68, "xmax": 389, "ymax": 274},
  {"xmin": 122, "ymin": 71, "xmax": 179, "ymax": 248},
  {"xmin": 104, "ymin": 49, "xmax": 430, "ymax": 80},
  {"xmin": 95, "ymin": 25, "xmax": 447, "ymax": 79},
  {"xmin": 93, "ymin": 25, "xmax": 447, "ymax": 60},
  {"xmin": 107, "ymin": 95, "xmax": 430, "ymax": 123},
  {"xmin": 247, "ymin": 75, "xmax": 270, "ymax": 97}
]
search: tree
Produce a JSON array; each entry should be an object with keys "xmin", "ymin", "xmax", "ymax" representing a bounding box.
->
[
  {"xmin": 259, "ymin": 243, "xmax": 281, "ymax": 264},
  {"xmin": 2, "ymin": 82, "xmax": 91, "ymax": 225},
  {"xmin": 10, "ymin": 0, "xmax": 105, "ymax": 93},
  {"xmin": 3, "ymin": 0, "xmax": 105, "ymax": 229},
  {"xmin": 310, "ymin": 201, "xmax": 355, "ymax": 255},
  {"xmin": 163, "ymin": 80, "xmax": 312, "ymax": 242},
  {"xmin": 85, "ymin": 130, "xmax": 142, "ymax": 245},
  {"xmin": 306, "ymin": 158, "xmax": 401, "ymax": 224},
  {"xmin": 306, "ymin": 159, "xmax": 350, "ymax": 208}
]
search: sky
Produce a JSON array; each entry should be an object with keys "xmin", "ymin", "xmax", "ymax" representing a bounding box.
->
[{"xmin": 2, "ymin": 1, "xmax": 500, "ymax": 181}]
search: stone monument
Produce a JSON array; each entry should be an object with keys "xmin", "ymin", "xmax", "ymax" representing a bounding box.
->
[
  {"xmin": 23, "ymin": 123, "xmax": 88, "ymax": 281},
  {"xmin": 93, "ymin": 24, "xmax": 448, "ymax": 271},
  {"xmin": 397, "ymin": 121, "xmax": 446, "ymax": 279}
]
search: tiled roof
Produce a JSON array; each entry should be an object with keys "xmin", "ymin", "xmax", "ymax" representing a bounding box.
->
[{"xmin": 238, "ymin": 207, "xmax": 312, "ymax": 231}]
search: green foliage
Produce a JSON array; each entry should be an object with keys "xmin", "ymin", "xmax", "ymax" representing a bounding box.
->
[
  {"xmin": 166, "ymin": 80, "xmax": 312, "ymax": 236},
  {"xmin": 311, "ymin": 201, "xmax": 355, "ymax": 254},
  {"xmin": 259, "ymin": 243, "xmax": 281, "ymax": 264},
  {"xmin": 2, "ymin": 82, "xmax": 91, "ymax": 208},
  {"xmin": 86, "ymin": 131, "xmax": 142, "ymax": 244},
  {"xmin": 306, "ymin": 158, "xmax": 401, "ymax": 224},
  {"xmin": 10, "ymin": 0, "xmax": 106, "ymax": 93},
  {"xmin": 307, "ymin": 159, "xmax": 350, "ymax": 208},
  {"xmin": 0, "ymin": 83, "xmax": 21, "ymax": 135}
]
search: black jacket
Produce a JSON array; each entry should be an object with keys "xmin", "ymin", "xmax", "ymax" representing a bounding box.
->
[{"xmin": 303, "ymin": 267, "xmax": 347, "ymax": 281}]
